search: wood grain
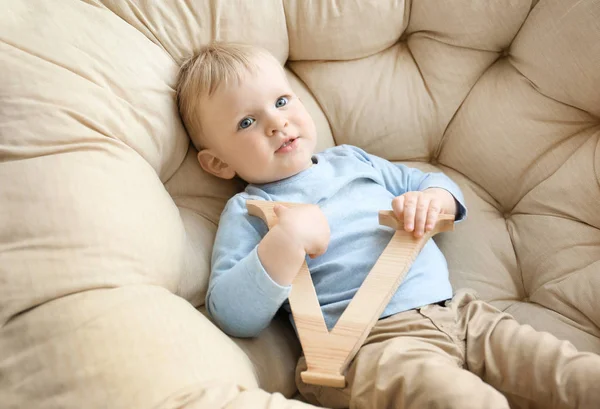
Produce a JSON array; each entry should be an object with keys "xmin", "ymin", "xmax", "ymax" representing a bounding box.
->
[{"xmin": 246, "ymin": 200, "xmax": 454, "ymax": 388}]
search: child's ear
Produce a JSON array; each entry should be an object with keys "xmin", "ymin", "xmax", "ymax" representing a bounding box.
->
[{"xmin": 197, "ymin": 149, "xmax": 236, "ymax": 179}]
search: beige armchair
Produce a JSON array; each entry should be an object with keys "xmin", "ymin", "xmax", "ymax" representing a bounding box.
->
[{"xmin": 1, "ymin": 1, "xmax": 598, "ymax": 408}]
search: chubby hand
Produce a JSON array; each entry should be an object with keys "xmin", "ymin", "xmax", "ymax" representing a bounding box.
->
[
  {"xmin": 392, "ymin": 188, "xmax": 457, "ymax": 238},
  {"xmin": 273, "ymin": 204, "xmax": 330, "ymax": 258}
]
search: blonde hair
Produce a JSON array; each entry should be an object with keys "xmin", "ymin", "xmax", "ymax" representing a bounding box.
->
[{"xmin": 176, "ymin": 43, "xmax": 277, "ymax": 149}]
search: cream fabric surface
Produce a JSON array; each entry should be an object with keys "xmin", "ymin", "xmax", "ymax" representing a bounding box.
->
[{"xmin": 0, "ymin": 0, "xmax": 598, "ymax": 408}]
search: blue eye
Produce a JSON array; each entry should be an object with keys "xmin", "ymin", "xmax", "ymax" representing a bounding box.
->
[
  {"xmin": 275, "ymin": 97, "xmax": 288, "ymax": 108},
  {"xmin": 238, "ymin": 117, "xmax": 255, "ymax": 130}
]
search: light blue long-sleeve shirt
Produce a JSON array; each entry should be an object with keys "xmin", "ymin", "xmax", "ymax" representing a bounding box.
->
[{"xmin": 206, "ymin": 145, "xmax": 467, "ymax": 338}]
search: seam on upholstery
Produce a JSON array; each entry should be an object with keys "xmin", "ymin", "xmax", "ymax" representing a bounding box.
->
[
  {"xmin": 528, "ymin": 261, "xmax": 600, "ymax": 339},
  {"xmin": 2, "ymin": 284, "xmax": 149, "ymax": 329},
  {"xmin": 507, "ymin": 1, "xmax": 599, "ymax": 121},
  {"xmin": 433, "ymin": 0, "xmax": 539, "ymax": 161},
  {"xmin": 405, "ymin": 30, "xmax": 504, "ymax": 54},
  {"xmin": 506, "ymin": 0, "xmax": 538, "ymax": 55},
  {"xmin": 95, "ymin": 2, "xmax": 177, "ymax": 64},
  {"xmin": 405, "ymin": 1, "xmax": 535, "ymax": 55},
  {"xmin": 79, "ymin": 0, "xmax": 107, "ymax": 11},
  {"xmin": 162, "ymin": 155, "xmax": 187, "ymax": 185},
  {"xmin": 436, "ymin": 164, "xmax": 503, "ymax": 211},
  {"xmin": 529, "ymin": 256, "xmax": 600, "ymax": 302},
  {"xmin": 507, "ymin": 56, "xmax": 598, "ymax": 119},
  {"xmin": 404, "ymin": 38, "xmax": 441, "ymax": 162},
  {"xmin": 405, "ymin": 41, "xmax": 433, "ymax": 105},
  {"xmin": 506, "ymin": 213, "xmax": 600, "ymax": 311},
  {"xmin": 400, "ymin": 0, "xmax": 414, "ymax": 43},
  {"xmin": 515, "ymin": 211, "xmax": 599, "ymax": 231},
  {"xmin": 563, "ymin": 0, "xmax": 586, "ymax": 18},
  {"xmin": 2, "ymin": 37, "xmax": 167, "ymax": 126},
  {"xmin": 0, "ymin": 140, "xmax": 129, "ymax": 165},
  {"xmin": 501, "ymin": 298, "xmax": 600, "ymax": 339},
  {"xmin": 171, "ymin": 200, "xmax": 222, "ymax": 228},
  {"xmin": 282, "ymin": 0, "xmax": 292, "ymax": 61},
  {"xmin": 505, "ymin": 215, "xmax": 527, "ymax": 299},
  {"xmin": 2, "ymin": 39, "xmax": 103, "ymax": 91},
  {"xmin": 432, "ymin": 54, "xmax": 502, "ymax": 162},
  {"xmin": 595, "ymin": 134, "xmax": 600, "ymax": 190},
  {"xmin": 510, "ymin": 130, "xmax": 598, "ymax": 213},
  {"xmin": 163, "ymin": 142, "xmax": 205, "ymax": 186},
  {"xmin": 124, "ymin": 1, "xmax": 177, "ymax": 64},
  {"xmin": 0, "ymin": 38, "xmax": 169, "ymax": 176},
  {"xmin": 500, "ymin": 300, "xmax": 518, "ymax": 313}
]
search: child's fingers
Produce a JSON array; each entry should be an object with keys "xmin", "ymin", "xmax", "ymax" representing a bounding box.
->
[
  {"xmin": 308, "ymin": 238, "xmax": 329, "ymax": 259},
  {"xmin": 425, "ymin": 200, "xmax": 441, "ymax": 232},
  {"xmin": 403, "ymin": 194, "xmax": 418, "ymax": 232},
  {"xmin": 308, "ymin": 248, "xmax": 325, "ymax": 259},
  {"xmin": 413, "ymin": 195, "xmax": 430, "ymax": 237},
  {"xmin": 392, "ymin": 196, "xmax": 405, "ymax": 219},
  {"xmin": 273, "ymin": 203, "xmax": 288, "ymax": 217}
]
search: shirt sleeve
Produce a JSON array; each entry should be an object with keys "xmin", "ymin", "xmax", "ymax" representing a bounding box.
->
[
  {"xmin": 345, "ymin": 145, "xmax": 467, "ymax": 221},
  {"xmin": 205, "ymin": 194, "xmax": 291, "ymax": 338}
]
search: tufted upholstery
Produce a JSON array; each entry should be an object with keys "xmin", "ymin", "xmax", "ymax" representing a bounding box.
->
[{"xmin": 1, "ymin": 1, "xmax": 599, "ymax": 408}]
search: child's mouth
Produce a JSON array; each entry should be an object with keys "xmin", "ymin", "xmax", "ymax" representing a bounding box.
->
[{"xmin": 276, "ymin": 137, "xmax": 298, "ymax": 153}]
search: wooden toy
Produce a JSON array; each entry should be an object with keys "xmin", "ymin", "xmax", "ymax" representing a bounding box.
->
[{"xmin": 247, "ymin": 200, "xmax": 455, "ymax": 388}]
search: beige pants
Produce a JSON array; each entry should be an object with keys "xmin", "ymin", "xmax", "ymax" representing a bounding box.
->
[{"xmin": 296, "ymin": 290, "xmax": 600, "ymax": 409}]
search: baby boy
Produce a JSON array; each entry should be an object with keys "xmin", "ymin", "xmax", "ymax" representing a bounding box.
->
[{"xmin": 177, "ymin": 43, "xmax": 600, "ymax": 409}]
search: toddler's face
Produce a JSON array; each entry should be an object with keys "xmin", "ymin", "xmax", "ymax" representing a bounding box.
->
[{"xmin": 197, "ymin": 56, "xmax": 317, "ymax": 184}]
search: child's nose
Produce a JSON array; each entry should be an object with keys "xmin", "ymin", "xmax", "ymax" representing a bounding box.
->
[{"xmin": 267, "ymin": 113, "xmax": 288, "ymax": 136}]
